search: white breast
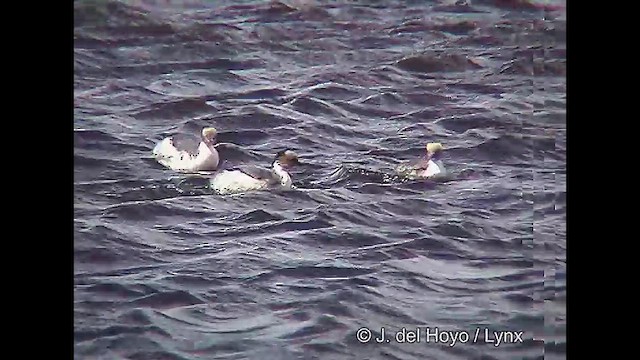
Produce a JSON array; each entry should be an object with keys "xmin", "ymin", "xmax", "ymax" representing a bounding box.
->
[
  {"xmin": 193, "ymin": 142, "xmax": 219, "ymax": 170},
  {"xmin": 419, "ymin": 160, "xmax": 445, "ymax": 178}
]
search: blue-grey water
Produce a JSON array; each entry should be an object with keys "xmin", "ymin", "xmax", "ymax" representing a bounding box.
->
[{"xmin": 74, "ymin": 0, "xmax": 566, "ymax": 359}]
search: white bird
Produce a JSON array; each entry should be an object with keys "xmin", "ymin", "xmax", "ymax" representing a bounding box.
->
[
  {"xmin": 211, "ymin": 149, "xmax": 300, "ymax": 195},
  {"xmin": 152, "ymin": 127, "xmax": 220, "ymax": 172},
  {"xmin": 397, "ymin": 142, "xmax": 447, "ymax": 179}
]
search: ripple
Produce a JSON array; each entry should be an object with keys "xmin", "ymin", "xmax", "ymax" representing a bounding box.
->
[{"xmin": 396, "ymin": 53, "xmax": 483, "ymax": 74}]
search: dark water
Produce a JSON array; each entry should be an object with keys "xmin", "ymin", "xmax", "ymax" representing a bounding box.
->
[{"xmin": 74, "ymin": 0, "xmax": 566, "ymax": 359}]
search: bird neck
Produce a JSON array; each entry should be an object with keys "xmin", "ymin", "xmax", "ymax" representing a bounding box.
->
[
  {"xmin": 199, "ymin": 135, "xmax": 217, "ymax": 154},
  {"xmin": 272, "ymin": 161, "xmax": 292, "ymax": 188},
  {"xmin": 196, "ymin": 140, "xmax": 218, "ymax": 167}
]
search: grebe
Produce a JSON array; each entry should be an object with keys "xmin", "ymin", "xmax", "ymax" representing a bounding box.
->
[
  {"xmin": 152, "ymin": 127, "xmax": 220, "ymax": 172},
  {"xmin": 210, "ymin": 149, "xmax": 300, "ymax": 195}
]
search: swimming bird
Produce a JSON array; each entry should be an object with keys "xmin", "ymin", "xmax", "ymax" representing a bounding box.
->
[
  {"xmin": 398, "ymin": 142, "xmax": 447, "ymax": 179},
  {"xmin": 210, "ymin": 149, "xmax": 300, "ymax": 195},
  {"xmin": 152, "ymin": 127, "xmax": 220, "ymax": 172}
]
